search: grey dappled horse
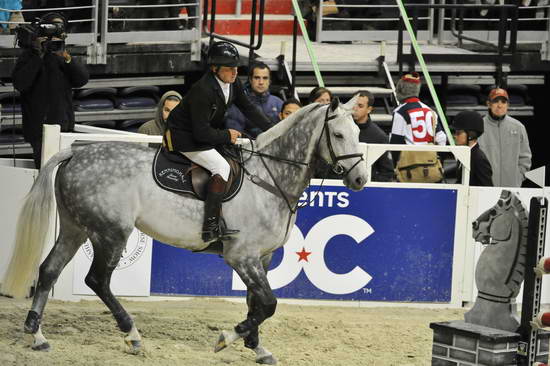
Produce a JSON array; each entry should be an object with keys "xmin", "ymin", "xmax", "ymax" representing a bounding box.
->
[{"xmin": 2, "ymin": 97, "xmax": 367, "ymax": 364}]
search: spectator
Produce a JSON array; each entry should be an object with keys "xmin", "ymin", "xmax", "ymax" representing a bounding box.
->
[
  {"xmin": 308, "ymin": 86, "xmax": 332, "ymax": 105},
  {"xmin": 390, "ymin": 72, "xmax": 446, "ymax": 183},
  {"xmin": 138, "ymin": 90, "xmax": 182, "ymax": 135},
  {"xmin": 452, "ymin": 111, "xmax": 493, "ymax": 186},
  {"xmin": 225, "ymin": 62, "xmax": 282, "ymax": 138},
  {"xmin": 12, "ymin": 12, "xmax": 89, "ymax": 168},
  {"xmin": 477, "ymin": 88, "xmax": 532, "ymax": 187},
  {"xmin": 0, "ymin": 0, "xmax": 22, "ymax": 34},
  {"xmin": 279, "ymin": 98, "xmax": 302, "ymax": 121},
  {"xmin": 389, "ymin": 72, "xmax": 447, "ymax": 163},
  {"xmin": 352, "ymin": 90, "xmax": 393, "ymax": 182}
]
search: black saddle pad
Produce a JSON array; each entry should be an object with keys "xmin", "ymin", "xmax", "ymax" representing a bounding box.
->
[{"xmin": 152, "ymin": 147, "xmax": 244, "ymax": 202}]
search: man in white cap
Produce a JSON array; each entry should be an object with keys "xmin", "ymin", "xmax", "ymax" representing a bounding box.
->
[{"xmin": 477, "ymin": 87, "xmax": 531, "ymax": 187}]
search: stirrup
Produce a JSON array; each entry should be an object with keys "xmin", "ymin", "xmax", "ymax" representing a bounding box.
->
[
  {"xmin": 219, "ymin": 218, "xmax": 239, "ymax": 241},
  {"xmin": 202, "ymin": 229, "xmax": 219, "ymax": 243},
  {"xmin": 219, "ymin": 228, "xmax": 239, "ymax": 241}
]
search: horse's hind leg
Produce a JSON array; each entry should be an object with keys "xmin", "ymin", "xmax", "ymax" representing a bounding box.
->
[
  {"xmin": 84, "ymin": 230, "xmax": 142, "ymax": 354},
  {"xmin": 216, "ymin": 254, "xmax": 277, "ymax": 365},
  {"xmin": 25, "ymin": 212, "xmax": 87, "ymax": 351}
]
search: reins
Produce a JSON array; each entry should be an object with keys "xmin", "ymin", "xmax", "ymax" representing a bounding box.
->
[{"xmin": 234, "ymin": 103, "xmax": 364, "ymax": 215}]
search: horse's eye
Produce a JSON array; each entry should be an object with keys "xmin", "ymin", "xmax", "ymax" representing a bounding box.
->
[{"xmin": 333, "ymin": 132, "xmax": 343, "ymax": 139}]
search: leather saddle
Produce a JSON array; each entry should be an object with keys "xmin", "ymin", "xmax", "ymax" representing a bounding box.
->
[{"xmin": 152, "ymin": 146, "xmax": 244, "ymax": 201}]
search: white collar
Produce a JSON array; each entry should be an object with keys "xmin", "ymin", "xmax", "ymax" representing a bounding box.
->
[{"xmin": 215, "ymin": 76, "xmax": 230, "ymax": 92}]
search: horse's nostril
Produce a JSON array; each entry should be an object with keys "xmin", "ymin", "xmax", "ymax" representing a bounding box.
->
[
  {"xmin": 472, "ymin": 221, "xmax": 478, "ymax": 230},
  {"xmin": 355, "ymin": 177, "xmax": 364, "ymax": 186}
]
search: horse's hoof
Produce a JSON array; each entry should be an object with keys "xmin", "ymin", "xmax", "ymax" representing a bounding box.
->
[
  {"xmin": 31, "ymin": 342, "xmax": 50, "ymax": 352},
  {"xmin": 125, "ymin": 339, "xmax": 142, "ymax": 355},
  {"xmin": 214, "ymin": 331, "xmax": 229, "ymax": 353},
  {"xmin": 256, "ymin": 354, "xmax": 277, "ymax": 365}
]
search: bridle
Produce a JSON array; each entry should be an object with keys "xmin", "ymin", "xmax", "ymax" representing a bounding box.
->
[
  {"xmin": 321, "ymin": 105, "xmax": 364, "ymax": 178},
  {"xmin": 237, "ymin": 103, "xmax": 364, "ymax": 213},
  {"xmin": 234, "ymin": 103, "xmax": 365, "ymax": 240}
]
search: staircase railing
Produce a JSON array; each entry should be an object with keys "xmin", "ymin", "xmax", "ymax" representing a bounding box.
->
[{"xmin": 203, "ymin": 0, "xmax": 265, "ymax": 66}]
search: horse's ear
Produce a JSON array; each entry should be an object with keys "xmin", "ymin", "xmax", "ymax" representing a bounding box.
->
[
  {"xmin": 330, "ymin": 97, "xmax": 339, "ymax": 112},
  {"xmin": 343, "ymin": 94, "xmax": 359, "ymax": 111}
]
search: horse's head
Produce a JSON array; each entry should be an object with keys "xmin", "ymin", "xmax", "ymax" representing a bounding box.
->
[
  {"xmin": 472, "ymin": 190, "xmax": 517, "ymax": 245},
  {"xmin": 316, "ymin": 96, "xmax": 368, "ymax": 191}
]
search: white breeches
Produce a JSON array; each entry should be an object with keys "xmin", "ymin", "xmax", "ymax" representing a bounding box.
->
[{"xmin": 182, "ymin": 149, "xmax": 230, "ymax": 181}]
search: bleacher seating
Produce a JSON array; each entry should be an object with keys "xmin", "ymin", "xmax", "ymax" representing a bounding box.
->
[
  {"xmin": 116, "ymin": 86, "xmax": 159, "ymax": 110},
  {"xmin": 74, "ymin": 88, "xmax": 117, "ymax": 112}
]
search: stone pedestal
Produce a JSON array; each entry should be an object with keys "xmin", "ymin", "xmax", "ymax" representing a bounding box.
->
[{"xmin": 430, "ymin": 320, "xmax": 550, "ymax": 365}]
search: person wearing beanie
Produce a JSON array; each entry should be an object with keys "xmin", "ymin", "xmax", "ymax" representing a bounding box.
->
[
  {"xmin": 389, "ymin": 72, "xmax": 447, "ymax": 164},
  {"xmin": 452, "ymin": 111, "xmax": 493, "ymax": 186},
  {"xmin": 477, "ymin": 87, "xmax": 531, "ymax": 187}
]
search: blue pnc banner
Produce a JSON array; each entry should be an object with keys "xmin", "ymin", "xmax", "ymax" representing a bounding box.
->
[{"xmin": 151, "ymin": 186, "xmax": 457, "ymax": 302}]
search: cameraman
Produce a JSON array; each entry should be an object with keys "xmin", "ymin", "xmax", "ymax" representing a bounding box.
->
[{"xmin": 12, "ymin": 12, "xmax": 89, "ymax": 168}]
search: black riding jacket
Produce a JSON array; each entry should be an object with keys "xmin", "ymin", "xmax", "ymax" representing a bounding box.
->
[{"xmin": 164, "ymin": 71, "xmax": 273, "ymax": 152}]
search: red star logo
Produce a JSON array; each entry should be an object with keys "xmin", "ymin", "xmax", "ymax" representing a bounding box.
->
[{"xmin": 296, "ymin": 247, "xmax": 312, "ymax": 262}]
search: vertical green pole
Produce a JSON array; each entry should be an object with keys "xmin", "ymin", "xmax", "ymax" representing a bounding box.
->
[
  {"xmin": 290, "ymin": 0, "xmax": 325, "ymax": 87},
  {"xmin": 396, "ymin": 0, "xmax": 454, "ymax": 145}
]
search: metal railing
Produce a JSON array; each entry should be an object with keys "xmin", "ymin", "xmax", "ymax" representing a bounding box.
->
[
  {"xmin": 315, "ymin": 0, "xmax": 436, "ymax": 43},
  {"xmin": 396, "ymin": 3, "xmax": 519, "ymax": 87},
  {"xmin": 0, "ymin": 1, "xmax": 202, "ymax": 64},
  {"xmin": 203, "ymin": 0, "xmax": 265, "ymax": 65},
  {"xmin": 313, "ymin": 0, "xmax": 550, "ymax": 56}
]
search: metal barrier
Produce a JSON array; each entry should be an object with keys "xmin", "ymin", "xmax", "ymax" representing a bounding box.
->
[
  {"xmin": 313, "ymin": 0, "xmax": 550, "ymax": 57},
  {"xmin": 0, "ymin": 1, "xmax": 202, "ymax": 64},
  {"xmin": 203, "ymin": 0, "xmax": 265, "ymax": 66},
  {"xmin": 315, "ymin": 0, "xmax": 436, "ymax": 43}
]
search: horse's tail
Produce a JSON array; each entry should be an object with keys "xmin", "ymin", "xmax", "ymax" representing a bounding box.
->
[{"xmin": 1, "ymin": 149, "xmax": 74, "ymax": 298}]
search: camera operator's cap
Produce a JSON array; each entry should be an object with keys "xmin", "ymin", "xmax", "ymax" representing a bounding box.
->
[
  {"xmin": 488, "ymin": 88, "xmax": 509, "ymax": 102},
  {"xmin": 395, "ymin": 72, "xmax": 421, "ymax": 102}
]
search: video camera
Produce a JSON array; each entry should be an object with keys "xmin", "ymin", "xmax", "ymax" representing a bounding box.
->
[{"xmin": 15, "ymin": 19, "xmax": 66, "ymax": 53}]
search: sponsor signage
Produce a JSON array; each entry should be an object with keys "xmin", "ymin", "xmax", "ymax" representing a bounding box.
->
[{"xmin": 151, "ymin": 186, "xmax": 457, "ymax": 302}]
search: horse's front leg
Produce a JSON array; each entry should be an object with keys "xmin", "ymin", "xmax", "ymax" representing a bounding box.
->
[
  {"xmin": 215, "ymin": 255, "xmax": 277, "ymax": 365},
  {"xmin": 243, "ymin": 254, "xmax": 276, "ymax": 365}
]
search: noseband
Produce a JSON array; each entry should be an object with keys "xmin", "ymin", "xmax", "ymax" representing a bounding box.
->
[{"xmin": 322, "ymin": 106, "xmax": 364, "ymax": 178}]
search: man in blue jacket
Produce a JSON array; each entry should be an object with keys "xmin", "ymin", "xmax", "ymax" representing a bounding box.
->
[{"xmin": 225, "ymin": 62, "xmax": 283, "ymax": 138}]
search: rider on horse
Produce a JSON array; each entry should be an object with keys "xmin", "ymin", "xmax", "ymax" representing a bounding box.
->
[{"xmin": 163, "ymin": 41, "xmax": 274, "ymax": 243}]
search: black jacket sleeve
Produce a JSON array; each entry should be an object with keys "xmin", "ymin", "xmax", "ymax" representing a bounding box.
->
[
  {"xmin": 63, "ymin": 57, "xmax": 89, "ymax": 88},
  {"xmin": 233, "ymin": 79, "xmax": 273, "ymax": 132},
  {"xmin": 12, "ymin": 50, "xmax": 43, "ymax": 93},
  {"xmin": 389, "ymin": 133, "xmax": 405, "ymax": 164},
  {"xmin": 374, "ymin": 153, "xmax": 394, "ymax": 182},
  {"xmin": 472, "ymin": 150, "xmax": 494, "ymax": 187},
  {"xmin": 187, "ymin": 87, "xmax": 231, "ymax": 145}
]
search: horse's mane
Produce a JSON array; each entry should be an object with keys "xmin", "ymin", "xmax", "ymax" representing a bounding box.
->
[{"xmin": 252, "ymin": 103, "xmax": 325, "ymax": 150}]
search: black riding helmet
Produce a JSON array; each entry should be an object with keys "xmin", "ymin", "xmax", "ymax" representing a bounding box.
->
[
  {"xmin": 208, "ymin": 41, "xmax": 240, "ymax": 67},
  {"xmin": 453, "ymin": 111, "xmax": 484, "ymax": 139}
]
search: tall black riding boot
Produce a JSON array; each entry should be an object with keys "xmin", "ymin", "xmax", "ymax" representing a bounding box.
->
[{"xmin": 202, "ymin": 175, "xmax": 239, "ymax": 242}]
